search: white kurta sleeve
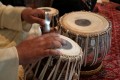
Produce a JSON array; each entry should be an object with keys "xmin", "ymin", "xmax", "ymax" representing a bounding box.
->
[
  {"xmin": 0, "ymin": 4, "xmax": 32, "ymax": 32},
  {"xmin": 0, "ymin": 47, "xmax": 19, "ymax": 80}
]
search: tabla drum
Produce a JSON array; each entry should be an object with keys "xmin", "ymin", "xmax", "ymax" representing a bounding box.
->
[
  {"xmin": 58, "ymin": 11, "xmax": 112, "ymax": 76},
  {"xmin": 38, "ymin": 7, "xmax": 59, "ymax": 29},
  {"xmin": 24, "ymin": 35, "xmax": 83, "ymax": 80}
]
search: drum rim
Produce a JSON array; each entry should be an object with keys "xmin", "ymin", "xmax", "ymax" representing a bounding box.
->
[
  {"xmin": 56, "ymin": 47, "xmax": 83, "ymax": 62},
  {"xmin": 59, "ymin": 11, "xmax": 112, "ymax": 37},
  {"xmin": 59, "ymin": 25, "xmax": 111, "ymax": 37},
  {"xmin": 37, "ymin": 7, "xmax": 59, "ymax": 16}
]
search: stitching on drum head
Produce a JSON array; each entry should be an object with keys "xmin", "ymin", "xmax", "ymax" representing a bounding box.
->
[{"xmin": 60, "ymin": 23, "xmax": 111, "ymax": 37}]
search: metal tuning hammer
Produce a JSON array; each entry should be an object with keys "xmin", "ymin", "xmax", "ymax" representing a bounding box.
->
[{"xmin": 43, "ymin": 11, "xmax": 51, "ymax": 33}]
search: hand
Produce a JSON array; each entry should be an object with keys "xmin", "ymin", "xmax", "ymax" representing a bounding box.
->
[
  {"xmin": 16, "ymin": 33, "xmax": 65, "ymax": 65},
  {"xmin": 21, "ymin": 8, "xmax": 45, "ymax": 26}
]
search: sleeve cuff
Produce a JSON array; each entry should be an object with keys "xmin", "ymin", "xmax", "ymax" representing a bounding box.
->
[
  {"xmin": 22, "ymin": 21, "xmax": 32, "ymax": 32},
  {"xmin": 1, "ymin": 5, "xmax": 32, "ymax": 31}
]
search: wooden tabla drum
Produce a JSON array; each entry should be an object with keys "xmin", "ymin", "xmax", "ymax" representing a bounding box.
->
[
  {"xmin": 38, "ymin": 7, "xmax": 59, "ymax": 29},
  {"xmin": 24, "ymin": 35, "xmax": 83, "ymax": 80},
  {"xmin": 58, "ymin": 11, "xmax": 112, "ymax": 76}
]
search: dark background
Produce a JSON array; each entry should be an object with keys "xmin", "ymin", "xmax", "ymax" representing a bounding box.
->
[
  {"xmin": 0, "ymin": 0, "xmax": 25, "ymax": 6},
  {"xmin": 110, "ymin": 0, "xmax": 120, "ymax": 4},
  {"xmin": 0, "ymin": 0, "xmax": 97, "ymax": 16},
  {"xmin": 0, "ymin": 0, "xmax": 120, "ymax": 6},
  {"xmin": 0, "ymin": 0, "xmax": 119, "ymax": 18}
]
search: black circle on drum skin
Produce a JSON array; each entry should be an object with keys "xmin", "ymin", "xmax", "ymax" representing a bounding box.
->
[
  {"xmin": 61, "ymin": 39, "xmax": 72, "ymax": 49},
  {"xmin": 42, "ymin": 9, "xmax": 51, "ymax": 12},
  {"xmin": 75, "ymin": 19, "xmax": 91, "ymax": 26}
]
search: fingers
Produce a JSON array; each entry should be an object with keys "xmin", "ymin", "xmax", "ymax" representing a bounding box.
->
[
  {"xmin": 36, "ymin": 33, "xmax": 59, "ymax": 41},
  {"xmin": 46, "ymin": 40, "xmax": 62, "ymax": 49},
  {"xmin": 45, "ymin": 36, "xmax": 66, "ymax": 49},
  {"xmin": 22, "ymin": 8, "xmax": 45, "ymax": 26},
  {"xmin": 37, "ymin": 33, "xmax": 66, "ymax": 49},
  {"xmin": 52, "ymin": 35, "xmax": 66, "ymax": 45},
  {"xmin": 42, "ymin": 32, "xmax": 59, "ymax": 38},
  {"xmin": 44, "ymin": 49, "xmax": 61, "ymax": 57},
  {"xmin": 36, "ymin": 37, "xmax": 62, "ymax": 49},
  {"xmin": 48, "ymin": 33, "xmax": 66, "ymax": 45},
  {"xmin": 32, "ymin": 9, "xmax": 45, "ymax": 19},
  {"xmin": 31, "ymin": 9, "xmax": 45, "ymax": 26},
  {"xmin": 36, "ymin": 9, "xmax": 45, "ymax": 19},
  {"xmin": 31, "ymin": 16, "xmax": 45, "ymax": 26}
]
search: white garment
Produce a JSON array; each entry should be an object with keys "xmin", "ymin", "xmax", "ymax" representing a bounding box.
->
[
  {"xmin": 97, "ymin": 0, "xmax": 102, "ymax": 3},
  {"xmin": 0, "ymin": 2, "xmax": 31, "ymax": 80},
  {"xmin": 0, "ymin": 47, "xmax": 18, "ymax": 80},
  {"xmin": 97, "ymin": 0, "xmax": 109, "ymax": 3}
]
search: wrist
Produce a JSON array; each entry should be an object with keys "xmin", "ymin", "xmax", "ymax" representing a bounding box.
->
[{"xmin": 21, "ymin": 7, "xmax": 32, "ymax": 21}]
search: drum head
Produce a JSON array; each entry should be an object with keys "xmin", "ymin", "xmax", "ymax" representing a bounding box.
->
[
  {"xmin": 60, "ymin": 11, "xmax": 110, "ymax": 36},
  {"xmin": 57, "ymin": 35, "xmax": 82, "ymax": 58},
  {"xmin": 38, "ymin": 7, "xmax": 59, "ymax": 16}
]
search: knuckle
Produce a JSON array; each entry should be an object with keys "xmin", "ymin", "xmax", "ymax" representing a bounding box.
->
[{"xmin": 53, "ymin": 41, "xmax": 62, "ymax": 48}]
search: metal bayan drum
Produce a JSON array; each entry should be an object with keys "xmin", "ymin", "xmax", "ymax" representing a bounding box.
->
[
  {"xmin": 38, "ymin": 7, "xmax": 59, "ymax": 29},
  {"xmin": 58, "ymin": 11, "xmax": 112, "ymax": 75},
  {"xmin": 24, "ymin": 35, "xmax": 83, "ymax": 80}
]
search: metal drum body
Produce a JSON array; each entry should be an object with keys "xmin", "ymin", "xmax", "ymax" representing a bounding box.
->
[{"xmin": 58, "ymin": 11, "xmax": 112, "ymax": 75}]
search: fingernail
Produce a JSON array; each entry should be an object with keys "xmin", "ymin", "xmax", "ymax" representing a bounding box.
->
[
  {"xmin": 62, "ymin": 39, "xmax": 67, "ymax": 45},
  {"xmin": 56, "ymin": 50, "xmax": 62, "ymax": 55},
  {"xmin": 60, "ymin": 45, "xmax": 62, "ymax": 48}
]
